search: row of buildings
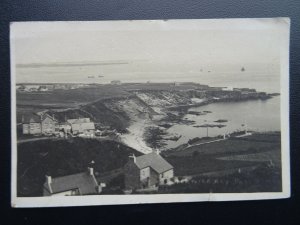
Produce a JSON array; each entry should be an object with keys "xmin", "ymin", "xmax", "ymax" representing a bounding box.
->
[
  {"xmin": 16, "ymin": 83, "xmax": 88, "ymax": 92},
  {"xmin": 22, "ymin": 113, "xmax": 95, "ymax": 137},
  {"xmin": 17, "ymin": 81, "xmax": 124, "ymax": 92},
  {"xmin": 43, "ymin": 150, "xmax": 175, "ymax": 196}
]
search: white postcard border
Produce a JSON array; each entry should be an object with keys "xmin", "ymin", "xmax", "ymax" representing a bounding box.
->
[{"xmin": 10, "ymin": 18, "xmax": 291, "ymax": 208}]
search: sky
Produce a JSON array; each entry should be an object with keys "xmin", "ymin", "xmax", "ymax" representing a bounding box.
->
[{"xmin": 10, "ymin": 18, "xmax": 289, "ymax": 85}]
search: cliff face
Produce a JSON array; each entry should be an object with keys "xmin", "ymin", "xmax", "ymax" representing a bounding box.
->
[
  {"xmin": 49, "ymin": 94, "xmax": 160, "ymax": 132},
  {"xmin": 133, "ymin": 90, "xmax": 192, "ymax": 108}
]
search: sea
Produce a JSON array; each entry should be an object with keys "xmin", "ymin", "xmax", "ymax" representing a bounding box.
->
[
  {"xmin": 165, "ymin": 96, "xmax": 281, "ymax": 149},
  {"xmin": 16, "ymin": 63, "xmax": 280, "ymax": 93}
]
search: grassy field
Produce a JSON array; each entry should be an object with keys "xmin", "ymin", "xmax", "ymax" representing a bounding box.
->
[
  {"xmin": 17, "ymin": 138, "xmax": 142, "ymax": 197},
  {"xmin": 17, "ymin": 132, "xmax": 282, "ymax": 196},
  {"xmin": 158, "ymin": 165, "xmax": 282, "ymax": 193},
  {"xmin": 17, "ymin": 85, "xmax": 130, "ymax": 108},
  {"xmin": 165, "ymin": 132, "xmax": 281, "ymax": 158},
  {"xmin": 16, "ymin": 83, "xmax": 202, "ymax": 108},
  {"xmin": 162, "ymin": 132, "xmax": 282, "ymax": 192}
]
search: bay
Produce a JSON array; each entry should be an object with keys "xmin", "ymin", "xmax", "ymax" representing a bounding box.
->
[{"xmin": 165, "ymin": 96, "xmax": 281, "ymax": 149}]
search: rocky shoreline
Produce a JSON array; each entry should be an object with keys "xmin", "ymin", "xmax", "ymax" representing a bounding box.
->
[{"xmin": 141, "ymin": 93, "xmax": 277, "ymax": 152}]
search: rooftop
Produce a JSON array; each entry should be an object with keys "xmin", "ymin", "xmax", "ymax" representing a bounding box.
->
[
  {"xmin": 67, "ymin": 118, "xmax": 91, "ymax": 124},
  {"xmin": 22, "ymin": 113, "xmax": 57, "ymax": 123},
  {"xmin": 71, "ymin": 122, "xmax": 95, "ymax": 131},
  {"xmin": 44, "ymin": 171, "xmax": 98, "ymax": 195},
  {"xmin": 135, "ymin": 152, "xmax": 173, "ymax": 174}
]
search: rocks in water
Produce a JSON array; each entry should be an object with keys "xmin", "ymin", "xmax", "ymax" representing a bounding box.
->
[
  {"xmin": 158, "ymin": 123, "xmax": 173, "ymax": 129},
  {"xmin": 165, "ymin": 135, "xmax": 182, "ymax": 141},
  {"xmin": 187, "ymin": 111, "xmax": 206, "ymax": 116},
  {"xmin": 179, "ymin": 119, "xmax": 196, "ymax": 125},
  {"xmin": 214, "ymin": 119, "xmax": 228, "ymax": 123}
]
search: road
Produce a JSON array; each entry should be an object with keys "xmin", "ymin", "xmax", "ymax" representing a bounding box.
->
[
  {"xmin": 17, "ymin": 136, "xmax": 55, "ymax": 144},
  {"xmin": 184, "ymin": 132, "xmax": 253, "ymax": 151}
]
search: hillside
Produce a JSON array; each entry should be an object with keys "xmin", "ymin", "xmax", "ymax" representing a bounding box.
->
[
  {"xmin": 17, "ymin": 138, "xmax": 142, "ymax": 197},
  {"xmin": 17, "ymin": 83, "xmax": 275, "ymax": 151},
  {"xmin": 44, "ymin": 95, "xmax": 158, "ymax": 132}
]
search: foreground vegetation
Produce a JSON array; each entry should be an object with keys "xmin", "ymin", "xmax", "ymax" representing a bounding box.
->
[
  {"xmin": 161, "ymin": 132, "xmax": 282, "ymax": 192},
  {"xmin": 17, "ymin": 138, "xmax": 141, "ymax": 197},
  {"xmin": 17, "ymin": 132, "xmax": 282, "ymax": 196},
  {"xmin": 159, "ymin": 164, "xmax": 281, "ymax": 193}
]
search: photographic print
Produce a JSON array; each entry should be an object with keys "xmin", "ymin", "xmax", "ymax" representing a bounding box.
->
[{"xmin": 10, "ymin": 18, "xmax": 290, "ymax": 207}]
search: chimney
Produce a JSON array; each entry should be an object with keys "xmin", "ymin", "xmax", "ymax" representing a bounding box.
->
[
  {"xmin": 129, "ymin": 154, "xmax": 136, "ymax": 163},
  {"xmin": 46, "ymin": 175, "xmax": 52, "ymax": 185},
  {"xmin": 97, "ymin": 185, "xmax": 102, "ymax": 193},
  {"xmin": 88, "ymin": 167, "xmax": 94, "ymax": 176}
]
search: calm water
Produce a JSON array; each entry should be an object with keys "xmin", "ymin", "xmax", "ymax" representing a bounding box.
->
[
  {"xmin": 17, "ymin": 63, "xmax": 280, "ymax": 93},
  {"xmin": 165, "ymin": 96, "xmax": 281, "ymax": 149}
]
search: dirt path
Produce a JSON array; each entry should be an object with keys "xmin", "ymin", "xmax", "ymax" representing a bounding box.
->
[
  {"xmin": 184, "ymin": 132, "xmax": 253, "ymax": 151},
  {"xmin": 17, "ymin": 137, "xmax": 55, "ymax": 144}
]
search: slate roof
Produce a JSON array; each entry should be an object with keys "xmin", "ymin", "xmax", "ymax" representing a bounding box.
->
[
  {"xmin": 67, "ymin": 118, "xmax": 91, "ymax": 124},
  {"xmin": 71, "ymin": 122, "xmax": 95, "ymax": 132},
  {"xmin": 22, "ymin": 113, "xmax": 57, "ymax": 123},
  {"xmin": 135, "ymin": 152, "xmax": 173, "ymax": 174},
  {"xmin": 44, "ymin": 172, "xmax": 98, "ymax": 195},
  {"xmin": 22, "ymin": 114, "xmax": 41, "ymax": 123}
]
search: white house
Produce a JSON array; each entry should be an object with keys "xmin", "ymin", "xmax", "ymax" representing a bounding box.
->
[
  {"xmin": 124, "ymin": 151, "xmax": 174, "ymax": 190},
  {"xmin": 67, "ymin": 118, "xmax": 95, "ymax": 136}
]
